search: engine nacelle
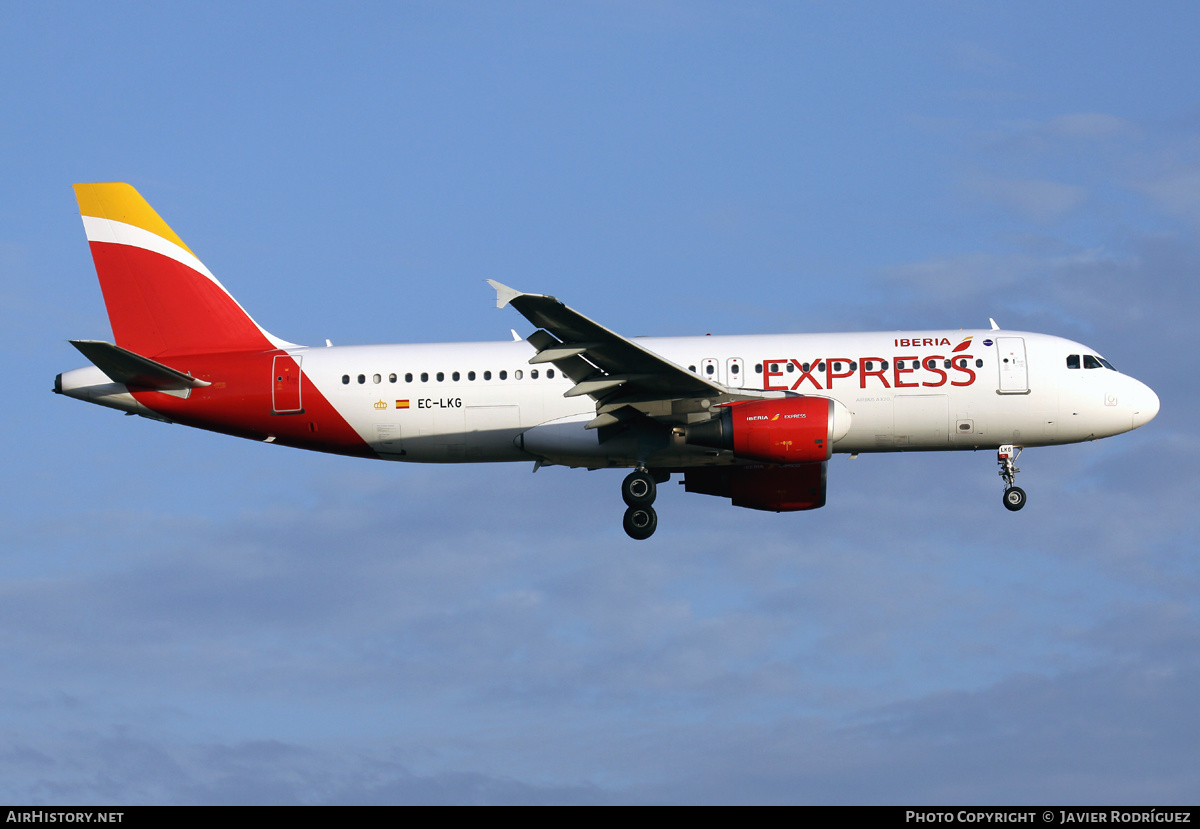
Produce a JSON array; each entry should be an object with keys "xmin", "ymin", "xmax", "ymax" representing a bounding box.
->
[
  {"xmin": 684, "ymin": 463, "xmax": 826, "ymax": 512},
  {"xmin": 685, "ymin": 396, "xmax": 849, "ymax": 464}
]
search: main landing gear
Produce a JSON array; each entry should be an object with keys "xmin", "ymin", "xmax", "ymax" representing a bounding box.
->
[
  {"xmin": 998, "ymin": 444, "xmax": 1027, "ymax": 512},
  {"xmin": 621, "ymin": 468, "xmax": 659, "ymax": 540}
]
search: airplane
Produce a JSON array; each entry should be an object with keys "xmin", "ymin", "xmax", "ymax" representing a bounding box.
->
[{"xmin": 56, "ymin": 183, "xmax": 1160, "ymax": 540}]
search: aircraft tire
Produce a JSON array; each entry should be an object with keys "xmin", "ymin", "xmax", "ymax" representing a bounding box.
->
[
  {"xmin": 1003, "ymin": 486, "xmax": 1027, "ymax": 512},
  {"xmin": 622, "ymin": 470, "xmax": 657, "ymax": 507},
  {"xmin": 623, "ymin": 505, "xmax": 657, "ymax": 540}
]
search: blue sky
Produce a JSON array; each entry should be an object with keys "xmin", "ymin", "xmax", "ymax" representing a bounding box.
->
[{"xmin": 3, "ymin": 1, "xmax": 1199, "ymax": 804}]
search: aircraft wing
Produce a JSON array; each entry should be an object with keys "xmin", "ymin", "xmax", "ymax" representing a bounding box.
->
[{"xmin": 488, "ymin": 281, "xmax": 780, "ymax": 426}]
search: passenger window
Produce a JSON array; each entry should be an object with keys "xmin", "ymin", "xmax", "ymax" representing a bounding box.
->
[
  {"xmin": 452, "ymin": 371, "xmax": 460, "ymax": 381},
  {"xmin": 689, "ymin": 365, "xmax": 697, "ymax": 372},
  {"xmin": 357, "ymin": 374, "xmax": 365, "ymax": 384},
  {"xmin": 373, "ymin": 374, "xmax": 381, "ymax": 384},
  {"xmin": 802, "ymin": 363, "xmax": 810, "ymax": 372},
  {"xmin": 547, "ymin": 369, "xmax": 555, "ymax": 378},
  {"xmin": 468, "ymin": 371, "xmax": 476, "ymax": 381},
  {"xmin": 342, "ymin": 375, "xmax": 350, "ymax": 385},
  {"xmin": 975, "ymin": 359, "xmax": 983, "ymax": 368},
  {"xmin": 849, "ymin": 362, "xmax": 857, "ymax": 371},
  {"xmin": 881, "ymin": 360, "xmax": 889, "ymax": 370},
  {"xmin": 786, "ymin": 362, "xmax": 794, "ymax": 372},
  {"xmin": 389, "ymin": 373, "xmax": 397, "ymax": 383},
  {"xmin": 499, "ymin": 370, "xmax": 507, "ymax": 380},
  {"xmin": 484, "ymin": 371, "xmax": 492, "ymax": 380},
  {"xmin": 754, "ymin": 363, "xmax": 763, "ymax": 374},
  {"xmin": 515, "ymin": 369, "xmax": 523, "ymax": 380},
  {"xmin": 1067, "ymin": 355, "xmax": 1080, "ymax": 369},
  {"xmin": 706, "ymin": 364, "xmax": 715, "ymax": 375},
  {"xmin": 731, "ymin": 364, "xmax": 739, "ymax": 376},
  {"xmin": 405, "ymin": 373, "xmax": 413, "ymax": 383},
  {"xmin": 1084, "ymin": 355, "xmax": 1102, "ymax": 369},
  {"xmin": 531, "ymin": 369, "xmax": 539, "ymax": 379},
  {"xmin": 818, "ymin": 363, "xmax": 826, "ymax": 372},
  {"xmin": 420, "ymin": 372, "xmax": 428, "ymax": 382},
  {"xmin": 437, "ymin": 372, "xmax": 445, "ymax": 381}
]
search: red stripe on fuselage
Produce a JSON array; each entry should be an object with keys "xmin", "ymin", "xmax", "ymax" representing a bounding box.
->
[
  {"xmin": 88, "ymin": 242, "xmax": 273, "ymax": 358},
  {"xmin": 129, "ymin": 350, "xmax": 376, "ymax": 459}
]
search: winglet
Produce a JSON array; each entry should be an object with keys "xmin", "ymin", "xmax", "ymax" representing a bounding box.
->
[
  {"xmin": 989, "ymin": 318, "xmax": 1000, "ymax": 330},
  {"xmin": 486, "ymin": 279, "xmax": 523, "ymax": 309}
]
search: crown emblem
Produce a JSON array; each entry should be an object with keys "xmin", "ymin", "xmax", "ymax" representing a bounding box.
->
[{"xmin": 374, "ymin": 400, "xmax": 387, "ymax": 410}]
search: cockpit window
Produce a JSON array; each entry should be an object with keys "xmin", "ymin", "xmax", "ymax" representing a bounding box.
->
[
  {"xmin": 1083, "ymin": 355, "xmax": 1103, "ymax": 369},
  {"xmin": 1066, "ymin": 355, "xmax": 1080, "ymax": 369},
  {"xmin": 1098, "ymin": 357, "xmax": 1117, "ymax": 371}
]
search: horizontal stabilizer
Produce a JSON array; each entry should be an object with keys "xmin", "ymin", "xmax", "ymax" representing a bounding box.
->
[{"xmin": 69, "ymin": 340, "xmax": 211, "ymax": 391}]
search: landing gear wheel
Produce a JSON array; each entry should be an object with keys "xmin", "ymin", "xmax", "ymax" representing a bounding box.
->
[
  {"xmin": 1003, "ymin": 486, "xmax": 1027, "ymax": 512},
  {"xmin": 997, "ymin": 445, "xmax": 1026, "ymax": 512},
  {"xmin": 622, "ymin": 470, "xmax": 657, "ymax": 507},
  {"xmin": 623, "ymin": 505, "xmax": 658, "ymax": 540}
]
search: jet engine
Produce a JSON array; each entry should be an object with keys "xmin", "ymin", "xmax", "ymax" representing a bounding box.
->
[{"xmin": 684, "ymin": 396, "xmax": 850, "ymax": 464}]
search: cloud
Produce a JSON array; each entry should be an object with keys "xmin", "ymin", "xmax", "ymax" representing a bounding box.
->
[
  {"xmin": 1044, "ymin": 113, "xmax": 1134, "ymax": 140},
  {"xmin": 1139, "ymin": 165, "xmax": 1200, "ymax": 226},
  {"xmin": 970, "ymin": 176, "xmax": 1088, "ymax": 224},
  {"xmin": 2, "ymin": 421, "xmax": 1197, "ymax": 804}
]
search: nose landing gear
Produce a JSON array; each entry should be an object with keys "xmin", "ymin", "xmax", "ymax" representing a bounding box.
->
[
  {"xmin": 621, "ymin": 468, "xmax": 660, "ymax": 540},
  {"xmin": 998, "ymin": 444, "xmax": 1026, "ymax": 511}
]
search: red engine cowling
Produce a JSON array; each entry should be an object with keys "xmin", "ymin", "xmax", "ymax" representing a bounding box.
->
[
  {"xmin": 684, "ymin": 463, "xmax": 827, "ymax": 512},
  {"xmin": 685, "ymin": 396, "xmax": 834, "ymax": 464}
]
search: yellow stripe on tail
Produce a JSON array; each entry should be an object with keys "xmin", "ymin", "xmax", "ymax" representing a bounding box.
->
[{"xmin": 74, "ymin": 183, "xmax": 194, "ymax": 254}]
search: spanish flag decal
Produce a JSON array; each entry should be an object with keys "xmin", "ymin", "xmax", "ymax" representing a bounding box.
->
[{"xmin": 396, "ymin": 400, "xmax": 410, "ymax": 409}]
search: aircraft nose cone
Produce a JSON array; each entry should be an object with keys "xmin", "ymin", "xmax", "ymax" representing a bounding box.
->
[{"xmin": 1131, "ymin": 381, "xmax": 1160, "ymax": 429}]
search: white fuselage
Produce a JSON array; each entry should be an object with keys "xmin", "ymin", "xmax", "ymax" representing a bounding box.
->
[{"xmin": 275, "ymin": 328, "xmax": 1158, "ymax": 469}]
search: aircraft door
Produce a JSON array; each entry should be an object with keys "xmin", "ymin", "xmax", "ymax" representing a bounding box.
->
[
  {"xmin": 996, "ymin": 337, "xmax": 1029, "ymax": 394},
  {"xmin": 271, "ymin": 354, "xmax": 304, "ymax": 414},
  {"xmin": 726, "ymin": 358, "xmax": 744, "ymax": 388},
  {"xmin": 701, "ymin": 358, "xmax": 720, "ymax": 384}
]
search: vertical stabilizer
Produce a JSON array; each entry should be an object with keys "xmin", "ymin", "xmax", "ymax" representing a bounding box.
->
[{"xmin": 73, "ymin": 183, "xmax": 293, "ymax": 358}]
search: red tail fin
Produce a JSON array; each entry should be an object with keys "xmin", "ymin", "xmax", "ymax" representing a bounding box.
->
[{"xmin": 73, "ymin": 183, "xmax": 292, "ymax": 358}]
